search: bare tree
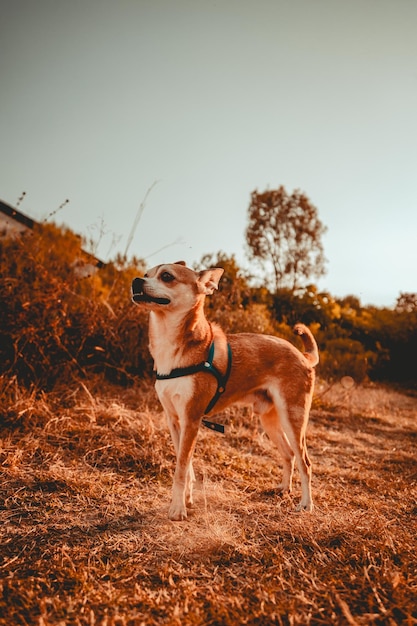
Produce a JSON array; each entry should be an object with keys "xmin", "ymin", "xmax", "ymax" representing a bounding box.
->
[{"xmin": 246, "ymin": 185, "xmax": 327, "ymax": 292}]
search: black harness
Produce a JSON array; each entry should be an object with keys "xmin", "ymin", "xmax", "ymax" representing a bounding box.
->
[{"xmin": 155, "ymin": 341, "xmax": 232, "ymax": 434}]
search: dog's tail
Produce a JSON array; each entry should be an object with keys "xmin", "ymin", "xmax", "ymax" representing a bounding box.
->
[{"xmin": 294, "ymin": 323, "xmax": 319, "ymax": 367}]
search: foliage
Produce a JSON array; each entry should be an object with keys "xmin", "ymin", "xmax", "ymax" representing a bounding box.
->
[
  {"xmin": 197, "ymin": 252, "xmax": 252, "ymax": 311},
  {"xmin": 272, "ymin": 285, "xmax": 341, "ymax": 328},
  {"xmin": 0, "ymin": 223, "xmax": 416, "ymax": 389},
  {"xmin": 396, "ymin": 291, "xmax": 417, "ymax": 313},
  {"xmin": 197, "ymin": 252, "xmax": 276, "ymax": 334},
  {"xmin": 246, "ymin": 186, "xmax": 327, "ymax": 292},
  {"xmin": 318, "ymin": 337, "xmax": 373, "ymax": 381},
  {"xmin": 268, "ymin": 285, "xmax": 417, "ymax": 385},
  {"xmin": 0, "ymin": 224, "xmax": 151, "ymax": 387}
]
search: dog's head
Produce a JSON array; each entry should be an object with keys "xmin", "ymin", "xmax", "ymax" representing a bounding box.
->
[{"xmin": 132, "ymin": 261, "xmax": 224, "ymax": 311}]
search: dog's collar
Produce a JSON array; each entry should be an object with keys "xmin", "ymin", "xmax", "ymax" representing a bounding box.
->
[{"xmin": 155, "ymin": 341, "xmax": 232, "ymax": 432}]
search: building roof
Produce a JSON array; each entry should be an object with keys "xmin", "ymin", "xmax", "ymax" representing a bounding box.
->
[
  {"xmin": 0, "ymin": 199, "xmax": 35, "ymax": 230},
  {"xmin": 0, "ymin": 198, "xmax": 104, "ymax": 268}
]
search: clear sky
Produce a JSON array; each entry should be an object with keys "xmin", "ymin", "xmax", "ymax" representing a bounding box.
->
[{"xmin": 1, "ymin": 0, "xmax": 416, "ymax": 307}]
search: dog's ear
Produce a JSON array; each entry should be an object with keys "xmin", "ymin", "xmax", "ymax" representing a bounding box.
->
[
  {"xmin": 174, "ymin": 261, "xmax": 186, "ymax": 266},
  {"xmin": 197, "ymin": 268, "xmax": 224, "ymax": 295}
]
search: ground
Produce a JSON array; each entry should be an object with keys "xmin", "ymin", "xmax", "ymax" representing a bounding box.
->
[{"xmin": 0, "ymin": 378, "xmax": 416, "ymax": 625}]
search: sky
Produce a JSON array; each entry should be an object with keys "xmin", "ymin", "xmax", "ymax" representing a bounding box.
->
[{"xmin": 1, "ymin": 0, "xmax": 416, "ymax": 308}]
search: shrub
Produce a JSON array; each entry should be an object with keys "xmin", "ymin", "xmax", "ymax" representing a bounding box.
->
[
  {"xmin": 318, "ymin": 337, "xmax": 374, "ymax": 382},
  {"xmin": 0, "ymin": 224, "xmax": 151, "ymax": 388}
]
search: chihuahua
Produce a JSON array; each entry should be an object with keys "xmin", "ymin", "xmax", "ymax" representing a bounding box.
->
[{"xmin": 132, "ymin": 261, "xmax": 319, "ymax": 521}]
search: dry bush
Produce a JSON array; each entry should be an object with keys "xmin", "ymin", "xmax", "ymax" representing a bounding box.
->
[
  {"xmin": 317, "ymin": 338, "xmax": 372, "ymax": 383},
  {"xmin": 0, "ymin": 379, "xmax": 416, "ymax": 625},
  {"xmin": 0, "ymin": 225, "xmax": 151, "ymax": 387}
]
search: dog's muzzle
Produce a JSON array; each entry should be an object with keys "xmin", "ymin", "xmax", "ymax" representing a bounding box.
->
[{"xmin": 131, "ymin": 277, "xmax": 171, "ymax": 305}]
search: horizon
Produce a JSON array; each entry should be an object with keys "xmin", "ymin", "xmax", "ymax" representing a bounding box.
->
[
  {"xmin": 0, "ymin": 194, "xmax": 410, "ymax": 311},
  {"xmin": 1, "ymin": 1, "xmax": 416, "ymax": 308}
]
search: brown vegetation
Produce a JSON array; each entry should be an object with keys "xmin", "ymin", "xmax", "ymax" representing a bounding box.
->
[
  {"xmin": 1, "ymin": 223, "xmax": 416, "ymax": 388},
  {"xmin": 1, "ymin": 379, "xmax": 416, "ymax": 625},
  {"xmin": 1, "ymin": 220, "xmax": 416, "ymax": 624}
]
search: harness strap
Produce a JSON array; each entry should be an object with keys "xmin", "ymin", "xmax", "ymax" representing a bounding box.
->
[
  {"xmin": 202, "ymin": 342, "xmax": 232, "ymax": 413},
  {"xmin": 155, "ymin": 341, "xmax": 232, "ymax": 431}
]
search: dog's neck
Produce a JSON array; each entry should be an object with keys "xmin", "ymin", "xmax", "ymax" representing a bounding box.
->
[{"xmin": 148, "ymin": 299, "xmax": 212, "ymax": 375}]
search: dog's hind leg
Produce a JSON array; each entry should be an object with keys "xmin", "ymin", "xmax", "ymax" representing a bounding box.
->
[
  {"xmin": 186, "ymin": 460, "xmax": 196, "ymax": 508},
  {"xmin": 294, "ymin": 431, "xmax": 313, "ymax": 512},
  {"xmin": 166, "ymin": 412, "xmax": 180, "ymax": 455},
  {"xmin": 267, "ymin": 391, "xmax": 313, "ymax": 511},
  {"xmin": 283, "ymin": 407, "xmax": 313, "ymax": 512},
  {"xmin": 260, "ymin": 408, "xmax": 295, "ymax": 495}
]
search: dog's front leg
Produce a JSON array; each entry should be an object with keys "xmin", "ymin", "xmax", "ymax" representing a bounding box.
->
[
  {"xmin": 165, "ymin": 412, "xmax": 196, "ymax": 512},
  {"xmin": 169, "ymin": 417, "xmax": 200, "ymax": 521}
]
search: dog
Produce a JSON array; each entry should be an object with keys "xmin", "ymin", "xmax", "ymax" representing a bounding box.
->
[{"xmin": 132, "ymin": 261, "xmax": 319, "ymax": 521}]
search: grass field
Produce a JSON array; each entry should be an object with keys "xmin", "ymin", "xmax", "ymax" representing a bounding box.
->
[{"xmin": 0, "ymin": 377, "xmax": 416, "ymax": 625}]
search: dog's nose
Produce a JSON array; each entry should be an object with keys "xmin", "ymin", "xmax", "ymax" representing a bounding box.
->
[{"xmin": 132, "ymin": 277, "xmax": 145, "ymax": 294}]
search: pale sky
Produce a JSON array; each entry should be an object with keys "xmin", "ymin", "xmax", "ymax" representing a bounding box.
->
[{"xmin": 1, "ymin": 0, "xmax": 416, "ymax": 307}]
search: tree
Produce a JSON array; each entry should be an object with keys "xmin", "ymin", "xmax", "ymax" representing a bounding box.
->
[
  {"xmin": 245, "ymin": 186, "xmax": 327, "ymax": 292},
  {"xmin": 396, "ymin": 292, "xmax": 417, "ymax": 313}
]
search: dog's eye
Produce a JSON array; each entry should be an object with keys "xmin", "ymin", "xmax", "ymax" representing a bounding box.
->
[{"xmin": 160, "ymin": 272, "xmax": 175, "ymax": 283}]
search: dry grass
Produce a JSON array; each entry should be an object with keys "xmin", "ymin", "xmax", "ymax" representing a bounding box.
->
[{"xmin": 0, "ymin": 377, "xmax": 416, "ymax": 625}]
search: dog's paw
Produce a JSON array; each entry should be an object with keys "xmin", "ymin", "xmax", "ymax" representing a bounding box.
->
[
  {"xmin": 168, "ymin": 502, "xmax": 188, "ymax": 521},
  {"xmin": 276, "ymin": 482, "xmax": 291, "ymax": 495},
  {"xmin": 185, "ymin": 492, "xmax": 194, "ymax": 508},
  {"xmin": 295, "ymin": 500, "xmax": 314, "ymax": 512}
]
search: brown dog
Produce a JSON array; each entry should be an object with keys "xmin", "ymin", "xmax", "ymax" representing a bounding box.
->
[{"xmin": 132, "ymin": 261, "xmax": 319, "ymax": 521}]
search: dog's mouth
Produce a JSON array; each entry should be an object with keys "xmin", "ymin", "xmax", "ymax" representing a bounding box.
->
[
  {"xmin": 132, "ymin": 278, "xmax": 171, "ymax": 305},
  {"xmin": 132, "ymin": 292, "xmax": 171, "ymax": 305}
]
